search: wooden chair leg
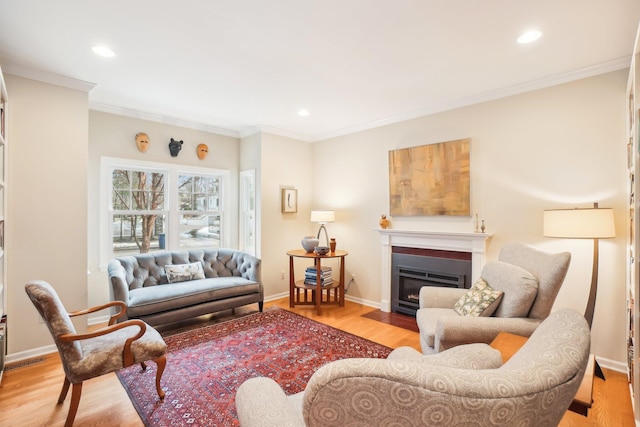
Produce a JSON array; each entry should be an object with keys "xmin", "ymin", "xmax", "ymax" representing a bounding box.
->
[
  {"xmin": 154, "ymin": 355, "xmax": 167, "ymax": 399},
  {"xmin": 64, "ymin": 382, "xmax": 83, "ymax": 427},
  {"xmin": 58, "ymin": 377, "xmax": 71, "ymax": 403},
  {"xmin": 140, "ymin": 361, "xmax": 147, "ymax": 371}
]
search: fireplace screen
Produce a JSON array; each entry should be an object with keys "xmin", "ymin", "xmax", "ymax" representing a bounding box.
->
[{"xmin": 391, "ymin": 247, "xmax": 471, "ymax": 316}]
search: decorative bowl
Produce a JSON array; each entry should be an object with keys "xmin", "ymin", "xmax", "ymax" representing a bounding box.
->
[
  {"xmin": 301, "ymin": 236, "xmax": 320, "ymax": 253},
  {"xmin": 314, "ymin": 246, "xmax": 330, "ymax": 256}
]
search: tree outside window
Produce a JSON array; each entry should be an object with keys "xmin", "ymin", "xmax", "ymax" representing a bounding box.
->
[{"xmin": 112, "ymin": 169, "xmax": 166, "ymax": 254}]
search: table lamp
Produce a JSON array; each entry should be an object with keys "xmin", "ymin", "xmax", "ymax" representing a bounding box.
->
[
  {"xmin": 543, "ymin": 203, "xmax": 615, "ymax": 328},
  {"xmin": 310, "ymin": 210, "xmax": 335, "ymax": 247}
]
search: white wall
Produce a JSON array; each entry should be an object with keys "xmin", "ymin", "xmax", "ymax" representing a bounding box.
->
[
  {"xmin": 311, "ymin": 70, "xmax": 628, "ymax": 367},
  {"xmin": 6, "ymin": 74, "xmax": 89, "ymax": 356},
  {"xmin": 258, "ymin": 133, "xmax": 313, "ymax": 298},
  {"xmin": 87, "ymin": 111, "xmax": 241, "ymax": 313}
]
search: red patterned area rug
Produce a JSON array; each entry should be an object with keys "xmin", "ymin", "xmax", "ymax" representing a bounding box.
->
[{"xmin": 116, "ymin": 307, "xmax": 391, "ymax": 426}]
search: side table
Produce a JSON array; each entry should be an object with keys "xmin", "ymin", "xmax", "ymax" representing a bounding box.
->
[{"xmin": 287, "ymin": 249, "xmax": 348, "ymax": 314}]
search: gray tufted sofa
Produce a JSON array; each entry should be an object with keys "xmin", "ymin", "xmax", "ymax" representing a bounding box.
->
[
  {"xmin": 236, "ymin": 308, "xmax": 590, "ymax": 427},
  {"xmin": 108, "ymin": 248, "xmax": 262, "ymax": 326}
]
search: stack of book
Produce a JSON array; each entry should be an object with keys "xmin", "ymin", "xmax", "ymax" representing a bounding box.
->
[{"xmin": 304, "ymin": 266, "xmax": 333, "ymax": 286}]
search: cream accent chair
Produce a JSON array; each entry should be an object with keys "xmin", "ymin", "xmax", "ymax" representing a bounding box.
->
[
  {"xmin": 235, "ymin": 308, "xmax": 590, "ymax": 427},
  {"xmin": 25, "ymin": 280, "xmax": 167, "ymax": 427},
  {"xmin": 417, "ymin": 242, "xmax": 571, "ymax": 354}
]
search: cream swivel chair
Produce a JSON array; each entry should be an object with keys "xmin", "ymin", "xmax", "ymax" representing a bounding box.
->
[
  {"xmin": 235, "ymin": 308, "xmax": 590, "ymax": 427},
  {"xmin": 417, "ymin": 242, "xmax": 571, "ymax": 354}
]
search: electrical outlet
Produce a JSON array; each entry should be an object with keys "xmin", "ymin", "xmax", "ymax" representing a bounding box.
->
[
  {"xmin": 351, "ymin": 274, "xmax": 356, "ymax": 282},
  {"xmin": 281, "ymin": 270, "xmax": 285, "ymax": 280}
]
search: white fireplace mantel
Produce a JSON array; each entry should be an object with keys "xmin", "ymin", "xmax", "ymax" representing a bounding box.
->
[{"xmin": 377, "ymin": 229, "xmax": 492, "ymax": 312}]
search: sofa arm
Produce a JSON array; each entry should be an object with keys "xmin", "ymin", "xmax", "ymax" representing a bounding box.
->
[
  {"xmin": 235, "ymin": 377, "xmax": 304, "ymax": 427},
  {"xmin": 419, "ymin": 286, "xmax": 467, "ymax": 309},
  {"xmin": 235, "ymin": 251, "xmax": 263, "ymax": 301},
  {"xmin": 107, "ymin": 259, "xmax": 131, "ymax": 307},
  {"xmin": 436, "ymin": 316, "xmax": 541, "ymax": 352}
]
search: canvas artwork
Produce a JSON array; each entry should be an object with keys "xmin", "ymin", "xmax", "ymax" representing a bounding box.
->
[{"xmin": 389, "ymin": 138, "xmax": 470, "ymax": 216}]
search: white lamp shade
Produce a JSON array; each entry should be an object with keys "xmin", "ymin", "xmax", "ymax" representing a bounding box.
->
[
  {"xmin": 543, "ymin": 208, "xmax": 615, "ymax": 239},
  {"xmin": 310, "ymin": 210, "xmax": 335, "ymax": 224}
]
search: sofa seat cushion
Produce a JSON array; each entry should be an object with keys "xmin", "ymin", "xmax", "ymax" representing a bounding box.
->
[
  {"xmin": 127, "ymin": 277, "xmax": 259, "ymax": 317},
  {"xmin": 416, "ymin": 307, "xmax": 458, "ymax": 348}
]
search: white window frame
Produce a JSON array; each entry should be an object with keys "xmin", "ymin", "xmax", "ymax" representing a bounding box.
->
[
  {"xmin": 239, "ymin": 169, "xmax": 256, "ymax": 255},
  {"xmin": 100, "ymin": 157, "xmax": 230, "ymax": 268}
]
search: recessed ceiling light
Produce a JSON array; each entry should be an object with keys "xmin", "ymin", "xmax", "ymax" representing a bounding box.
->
[
  {"xmin": 517, "ymin": 30, "xmax": 542, "ymax": 44},
  {"xmin": 298, "ymin": 109, "xmax": 310, "ymax": 117},
  {"xmin": 92, "ymin": 45, "xmax": 115, "ymax": 58}
]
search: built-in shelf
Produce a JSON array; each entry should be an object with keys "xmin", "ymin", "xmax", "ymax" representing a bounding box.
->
[{"xmin": 626, "ymin": 22, "xmax": 640, "ymax": 424}]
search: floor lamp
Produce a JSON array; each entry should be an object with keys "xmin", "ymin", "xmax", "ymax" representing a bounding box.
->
[{"xmin": 543, "ymin": 202, "xmax": 615, "ymax": 379}]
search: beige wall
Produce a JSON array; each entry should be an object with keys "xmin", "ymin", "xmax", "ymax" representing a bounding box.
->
[
  {"xmin": 2, "ymin": 69, "xmax": 629, "ymax": 371},
  {"xmin": 311, "ymin": 70, "xmax": 628, "ymax": 368},
  {"xmin": 6, "ymin": 74, "xmax": 89, "ymax": 357},
  {"xmin": 87, "ymin": 110, "xmax": 241, "ymax": 312},
  {"xmin": 258, "ymin": 133, "xmax": 314, "ymax": 297}
]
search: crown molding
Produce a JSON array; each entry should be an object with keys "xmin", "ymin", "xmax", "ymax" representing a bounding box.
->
[
  {"xmin": 309, "ymin": 56, "xmax": 632, "ymax": 142},
  {"xmin": 238, "ymin": 125, "xmax": 313, "ymax": 142},
  {"xmin": 0, "ymin": 62, "xmax": 96, "ymax": 92},
  {"xmin": 3, "ymin": 56, "xmax": 630, "ymax": 143},
  {"xmin": 89, "ymin": 102, "xmax": 240, "ymax": 138}
]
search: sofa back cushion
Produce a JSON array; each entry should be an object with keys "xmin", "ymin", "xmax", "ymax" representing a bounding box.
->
[{"xmin": 115, "ymin": 249, "xmax": 258, "ymax": 290}]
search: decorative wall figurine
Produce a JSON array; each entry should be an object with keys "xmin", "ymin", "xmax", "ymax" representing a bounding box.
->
[
  {"xmin": 169, "ymin": 138, "xmax": 183, "ymax": 157},
  {"xmin": 135, "ymin": 132, "xmax": 150, "ymax": 153},
  {"xmin": 197, "ymin": 143, "xmax": 209, "ymax": 160}
]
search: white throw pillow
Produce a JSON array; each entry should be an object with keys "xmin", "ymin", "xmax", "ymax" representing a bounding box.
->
[{"xmin": 165, "ymin": 262, "xmax": 206, "ymax": 283}]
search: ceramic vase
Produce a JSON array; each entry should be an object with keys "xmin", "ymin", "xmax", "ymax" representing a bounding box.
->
[
  {"xmin": 330, "ymin": 238, "xmax": 336, "ymax": 252},
  {"xmin": 301, "ymin": 236, "xmax": 319, "ymax": 253},
  {"xmin": 379, "ymin": 214, "xmax": 390, "ymax": 229}
]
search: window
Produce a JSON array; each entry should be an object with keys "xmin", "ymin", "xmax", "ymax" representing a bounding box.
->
[
  {"xmin": 177, "ymin": 174, "xmax": 221, "ymax": 250},
  {"xmin": 239, "ymin": 170, "xmax": 256, "ymax": 254},
  {"xmin": 111, "ymin": 168, "xmax": 166, "ymax": 255},
  {"xmin": 102, "ymin": 157, "xmax": 229, "ymax": 261}
]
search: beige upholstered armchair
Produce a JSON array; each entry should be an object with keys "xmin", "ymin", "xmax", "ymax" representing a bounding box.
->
[
  {"xmin": 25, "ymin": 280, "xmax": 167, "ymax": 427},
  {"xmin": 417, "ymin": 242, "xmax": 571, "ymax": 354},
  {"xmin": 235, "ymin": 308, "xmax": 590, "ymax": 427}
]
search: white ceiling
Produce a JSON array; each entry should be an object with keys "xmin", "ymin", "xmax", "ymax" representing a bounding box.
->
[{"xmin": 1, "ymin": 0, "xmax": 639, "ymax": 141}]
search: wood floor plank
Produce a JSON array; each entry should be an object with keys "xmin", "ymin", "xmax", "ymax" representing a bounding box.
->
[{"xmin": 0, "ymin": 298, "xmax": 634, "ymax": 426}]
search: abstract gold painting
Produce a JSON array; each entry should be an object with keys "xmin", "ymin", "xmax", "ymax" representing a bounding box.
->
[{"xmin": 389, "ymin": 138, "xmax": 470, "ymax": 216}]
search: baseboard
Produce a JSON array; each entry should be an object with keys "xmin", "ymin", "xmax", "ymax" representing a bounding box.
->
[
  {"xmin": 344, "ymin": 295, "xmax": 380, "ymax": 309},
  {"xmin": 264, "ymin": 292, "xmax": 289, "ymax": 302},
  {"xmin": 6, "ymin": 344, "xmax": 57, "ymax": 364},
  {"xmin": 595, "ymin": 355, "xmax": 627, "ymax": 374}
]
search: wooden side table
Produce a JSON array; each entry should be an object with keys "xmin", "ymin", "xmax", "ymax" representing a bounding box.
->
[{"xmin": 287, "ymin": 249, "xmax": 348, "ymax": 314}]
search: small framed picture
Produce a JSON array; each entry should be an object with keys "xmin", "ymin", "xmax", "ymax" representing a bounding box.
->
[{"xmin": 281, "ymin": 188, "xmax": 297, "ymax": 213}]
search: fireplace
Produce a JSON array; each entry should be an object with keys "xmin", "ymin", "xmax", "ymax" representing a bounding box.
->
[
  {"xmin": 391, "ymin": 247, "xmax": 471, "ymax": 316},
  {"xmin": 377, "ymin": 229, "xmax": 492, "ymax": 313}
]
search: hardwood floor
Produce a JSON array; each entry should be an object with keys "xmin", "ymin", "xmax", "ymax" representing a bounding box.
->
[{"xmin": 0, "ymin": 298, "xmax": 635, "ymax": 426}]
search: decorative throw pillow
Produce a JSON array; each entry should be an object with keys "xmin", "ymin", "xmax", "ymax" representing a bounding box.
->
[
  {"xmin": 454, "ymin": 278, "xmax": 504, "ymax": 317},
  {"xmin": 481, "ymin": 261, "xmax": 539, "ymax": 318},
  {"xmin": 165, "ymin": 262, "xmax": 206, "ymax": 283}
]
